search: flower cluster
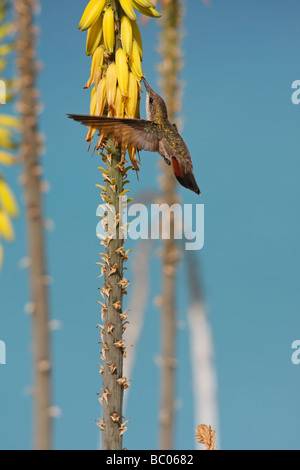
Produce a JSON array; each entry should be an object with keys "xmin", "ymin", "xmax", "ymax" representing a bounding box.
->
[
  {"xmin": 0, "ymin": 2, "xmax": 19, "ymax": 271},
  {"xmin": 78, "ymin": 0, "xmax": 161, "ymax": 172}
]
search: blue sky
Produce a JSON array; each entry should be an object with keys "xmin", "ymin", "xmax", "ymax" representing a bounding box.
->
[{"xmin": 0, "ymin": 0, "xmax": 300, "ymax": 450}]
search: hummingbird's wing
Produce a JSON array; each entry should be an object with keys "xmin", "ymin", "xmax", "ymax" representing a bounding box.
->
[{"xmin": 68, "ymin": 114, "xmax": 163, "ymax": 152}]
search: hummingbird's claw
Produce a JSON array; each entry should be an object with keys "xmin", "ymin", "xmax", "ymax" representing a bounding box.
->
[{"xmin": 163, "ymin": 156, "xmax": 171, "ymax": 166}]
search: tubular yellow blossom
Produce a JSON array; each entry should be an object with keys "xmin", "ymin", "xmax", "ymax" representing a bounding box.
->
[
  {"xmin": 135, "ymin": 91, "xmax": 141, "ymax": 119},
  {"xmin": 103, "ymin": 7, "xmax": 115, "ymax": 54},
  {"xmin": 120, "ymin": 16, "xmax": 133, "ymax": 56},
  {"xmin": 85, "ymin": 45, "xmax": 105, "ymax": 89},
  {"xmin": 116, "ymin": 47, "xmax": 129, "ymax": 99},
  {"xmin": 86, "ymin": 126, "xmax": 96, "ymax": 143},
  {"xmin": 0, "ymin": 43, "xmax": 14, "ymax": 56},
  {"xmin": 0, "ymin": 115, "xmax": 21, "ymax": 127},
  {"xmin": 0, "ymin": 127, "xmax": 12, "ymax": 141},
  {"xmin": 106, "ymin": 63, "xmax": 117, "ymax": 116},
  {"xmin": 131, "ymin": 0, "xmax": 162, "ymax": 18},
  {"xmin": 126, "ymin": 72, "xmax": 138, "ymax": 118},
  {"xmin": 114, "ymin": 86, "xmax": 125, "ymax": 118},
  {"xmin": 94, "ymin": 67, "xmax": 104, "ymax": 89},
  {"xmin": 0, "ymin": 209, "xmax": 14, "ymax": 242},
  {"xmin": 0, "ymin": 23, "xmax": 13, "ymax": 41},
  {"xmin": 86, "ymin": 13, "xmax": 103, "ymax": 56},
  {"xmin": 133, "ymin": 0, "xmax": 154, "ymax": 8},
  {"xmin": 96, "ymin": 76, "xmax": 107, "ymax": 115},
  {"xmin": 0, "ymin": 128, "xmax": 16, "ymax": 149},
  {"xmin": 0, "ymin": 151, "xmax": 17, "ymax": 166},
  {"xmin": 86, "ymin": 88, "xmax": 98, "ymax": 143},
  {"xmin": 0, "ymin": 179, "xmax": 19, "ymax": 217},
  {"xmin": 90, "ymin": 86, "xmax": 97, "ymax": 115},
  {"xmin": 129, "ymin": 39, "xmax": 144, "ymax": 80},
  {"xmin": 131, "ymin": 20, "xmax": 143, "ymax": 60},
  {"xmin": 78, "ymin": 0, "xmax": 106, "ymax": 31},
  {"xmin": 119, "ymin": 0, "xmax": 137, "ymax": 21}
]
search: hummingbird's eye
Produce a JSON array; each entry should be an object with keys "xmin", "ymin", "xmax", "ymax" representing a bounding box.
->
[{"xmin": 149, "ymin": 97, "xmax": 154, "ymax": 104}]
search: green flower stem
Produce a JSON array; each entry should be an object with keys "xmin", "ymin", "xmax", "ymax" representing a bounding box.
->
[{"xmin": 100, "ymin": 142, "xmax": 127, "ymax": 450}]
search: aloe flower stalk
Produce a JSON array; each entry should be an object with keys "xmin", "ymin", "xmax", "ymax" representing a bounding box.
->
[{"xmin": 77, "ymin": 0, "xmax": 161, "ymax": 450}]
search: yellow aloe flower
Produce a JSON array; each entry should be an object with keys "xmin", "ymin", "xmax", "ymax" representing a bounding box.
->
[
  {"xmin": 120, "ymin": 15, "xmax": 133, "ymax": 55},
  {"xmin": 0, "ymin": 2, "xmax": 20, "ymax": 272},
  {"xmin": 0, "ymin": 178, "xmax": 19, "ymax": 218},
  {"xmin": 78, "ymin": 0, "xmax": 106, "ymax": 31},
  {"xmin": 0, "ymin": 209, "xmax": 14, "ymax": 242},
  {"xmin": 75, "ymin": 0, "xmax": 163, "ymax": 179},
  {"xmin": 118, "ymin": 0, "xmax": 137, "ymax": 21},
  {"xmin": 103, "ymin": 7, "xmax": 115, "ymax": 54},
  {"xmin": 78, "ymin": 0, "xmax": 161, "ymax": 166},
  {"xmin": 116, "ymin": 47, "xmax": 129, "ymax": 99},
  {"xmin": 0, "ymin": 115, "xmax": 20, "ymax": 127},
  {"xmin": 86, "ymin": 14, "xmax": 103, "ymax": 56},
  {"xmin": 0, "ymin": 151, "xmax": 17, "ymax": 165},
  {"xmin": 0, "ymin": 43, "xmax": 14, "ymax": 56},
  {"xmin": 128, "ymin": 39, "xmax": 144, "ymax": 80}
]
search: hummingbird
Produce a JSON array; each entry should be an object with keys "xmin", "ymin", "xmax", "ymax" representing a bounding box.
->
[{"xmin": 68, "ymin": 78, "xmax": 201, "ymax": 195}]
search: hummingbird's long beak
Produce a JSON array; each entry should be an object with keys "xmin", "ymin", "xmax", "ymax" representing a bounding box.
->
[{"xmin": 142, "ymin": 77, "xmax": 151, "ymax": 92}]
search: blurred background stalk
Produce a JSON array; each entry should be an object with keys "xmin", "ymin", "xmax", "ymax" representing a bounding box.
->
[
  {"xmin": 15, "ymin": 0, "xmax": 52, "ymax": 450},
  {"xmin": 186, "ymin": 252, "xmax": 219, "ymax": 449},
  {"xmin": 157, "ymin": 0, "xmax": 183, "ymax": 450}
]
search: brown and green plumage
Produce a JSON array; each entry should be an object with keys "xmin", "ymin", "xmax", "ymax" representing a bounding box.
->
[{"xmin": 68, "ymin": 78, "xmax": 200, "ymax": 195}]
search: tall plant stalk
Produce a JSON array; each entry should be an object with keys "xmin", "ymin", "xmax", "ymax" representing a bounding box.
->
[
  {"xmin": 76, "ymin": 0, "xmax": 162, "ymax": 449},
  {"xmin": 98, "ymin": 3, "xmax": 126, "ymax": 450},
  {"xmin": 158, "ymin": 0, "xmax": 183, "ymax": 450},
  {"xmin": 99, "ymin": 142, "xmax": 127, "ymax": 450},
  {"xmin": 15, "ymin": 0, "xmax": 52, "ymax": 450}
]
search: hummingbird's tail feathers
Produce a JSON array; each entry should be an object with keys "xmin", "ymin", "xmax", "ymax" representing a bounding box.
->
[
  {"xmin": 171, "ymin": 157, "xmax": 201, "ymax": 195},
  {"xmin": 67, "ymin": 114, "xmax": 161, "ymax": 153}
]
